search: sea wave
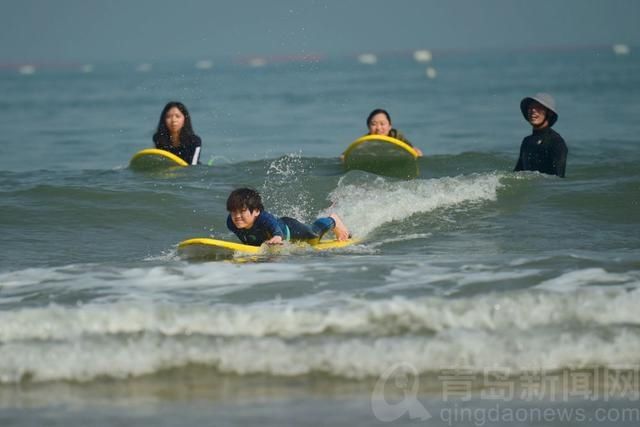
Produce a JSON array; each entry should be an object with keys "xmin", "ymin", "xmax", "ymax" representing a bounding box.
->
[
  {"xmin": 2, "ymin": 285, "xmax": 640, "ymax": 383},
  {"xmin": 327, "ymin": 172, "xmax": 503, "ymax": 237}
]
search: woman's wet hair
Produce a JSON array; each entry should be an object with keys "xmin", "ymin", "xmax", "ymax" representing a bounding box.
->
[
  {"xmin": 227, "ymin": 188, "xmax": 264, "ymax": 213},
  {"xmin": 366, "ymin": 108, "xmax": 392, "ymax": 127}
]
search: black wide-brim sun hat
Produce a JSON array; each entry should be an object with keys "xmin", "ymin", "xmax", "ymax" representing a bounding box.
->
[{"xmin": 520, "ymin": 93, "xmax": 558, "ymax": 127}]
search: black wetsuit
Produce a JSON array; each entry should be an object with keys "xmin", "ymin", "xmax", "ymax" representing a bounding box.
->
[
  {"xmin": 514, "ymin": 128, "xmax": 567, "ymax": 178},
  {"xmin": 153, "ymin": 135, "xmax": 202, "ymax": 165}
]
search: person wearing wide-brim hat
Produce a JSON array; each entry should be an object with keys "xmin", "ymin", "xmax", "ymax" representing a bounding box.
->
[{"xmin": 514, "ymin": 93, "xmax": 568, "ymax": 177}]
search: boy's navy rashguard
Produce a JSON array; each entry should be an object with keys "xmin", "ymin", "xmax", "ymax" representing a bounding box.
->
[{"xmin": 227, "ymin": 211, "xmax": 335, "ymax": 246}]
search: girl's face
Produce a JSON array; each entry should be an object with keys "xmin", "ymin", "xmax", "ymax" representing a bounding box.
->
[
  {"xmin": 230, "ymin": 207, "xmax": 260, "ymax": 229},
  {"xmin": 368, "ymin": 113, "xmax": 391, "ymax": 135},
  {"xmin": 165, "ymin": 107, "xmax": 185, "ymax": 134}
]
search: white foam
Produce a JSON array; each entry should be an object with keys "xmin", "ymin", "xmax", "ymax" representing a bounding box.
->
[
  {"xmin": 0, "ymin": 265, "xmax": 91, "ymax": 288},
  {"xmin": 142, "ymin": 248, "xmax": 179, "ymax": 262},
  {"xmin": 369, "ymin": 263, "xmax": 539, "ymax": 295},
  {"xmin": 2, "ymin": 260, "xmax": 640, "ymax": 382},
  {"xmin": 0, "ymin": 262, "xmax": 309, "ymax": 298},
  {"xmin": 367, "ymin": 233, "xmax": 433, "ymax": 249},
  {"xmin": 326, "ymin": 173, "xmax": 503, "ymax": 237},
  {"xmin": 537, "ymin": 268, "xmax": 634, "ymax": 292},
  {"xmin": 2, "ymin": 319, "xmax": 640, "ymax": 383},
  {"xmin": 2, "ymin": 286, "xmax": 640, "ymax": 346}
]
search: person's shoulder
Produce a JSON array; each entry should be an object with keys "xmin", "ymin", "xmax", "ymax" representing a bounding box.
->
[
  {"xmin": 549, "ymin": 128, "xmax": 563, "ymax": 137},
  {"xmin": 256, "ymin": 211, "xmax": 282, "ymax": 231},
  {"xmin": 191, "ymin": 134, "xmax": 202, "ymax": 145},
  {"xmin": 389, "ymin": 128, "xmax": 414, "ymax": 146},
  {"xmin": 389, "ymin": 128, "xmax": 404, "ymax": 140},
  {"xmin": 153, "ymin": 133, "xmax": 167, "ymax": 147},
  {"xmin": 547, "ymin": 128, "xmax": 566, "ymax": 143},
  {"xmin": 258, "ymin": 210, "xmax": 278, "ymax": 221}
]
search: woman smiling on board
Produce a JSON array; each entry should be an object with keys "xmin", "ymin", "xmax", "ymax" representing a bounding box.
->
[
  {"xmin": 365, "ymin": 109, "xmax": 423, "ymax": 156},
  {"xmin": 340, "ymin": 108, "xmax": 423, "ymax": 162},
  {"xmin": 153, "ymin": 101, "xmax": 202, "ymax": 165}
]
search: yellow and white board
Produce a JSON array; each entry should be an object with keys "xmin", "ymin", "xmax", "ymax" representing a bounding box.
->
[
  {"xmin": 129, "ymin": 148, "xmax": 188, "ymax": 170},
  {"xmin": 342, "ymin": 135, "xmax": 419, "ymax": 178},
  {"xmin": 177, "ymin": 237, "xmax": 358, "ymax": 260}
]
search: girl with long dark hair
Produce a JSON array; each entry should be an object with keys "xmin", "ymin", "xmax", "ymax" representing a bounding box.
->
[{"xmin": 153, "ymin": 101, "xmax": 202, "ymax": 165}]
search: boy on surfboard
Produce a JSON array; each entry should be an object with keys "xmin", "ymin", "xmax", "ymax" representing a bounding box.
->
[{"xmin": 226, "ymin": 188, "xmax": 350, "ymax": 246}]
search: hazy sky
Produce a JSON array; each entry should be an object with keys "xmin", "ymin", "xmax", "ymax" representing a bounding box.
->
[{"xmin": 1, "ymin": 0, "xmax": 638, "ymax": 63}]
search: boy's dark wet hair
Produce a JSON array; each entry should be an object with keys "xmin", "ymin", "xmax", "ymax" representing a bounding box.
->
[
  {"xmin": 366, "ymin": 108, "xmax": 391, "ymax": 126},
  {"xmin": 226, "ymin": 188, "xmax": 264, "ymax": 213}
]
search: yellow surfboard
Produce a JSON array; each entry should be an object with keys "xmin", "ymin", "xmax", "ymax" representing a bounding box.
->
[
  {"xmin": 342, "ymin": 135, "xmax": 419, "ymax": 178},
  {"xmin": 177, "ymin": 237, "xmax": 358, "ymax": 260},
  {"xmin": 129, "ymin": 148, "xmax": 188, "ymax": 170}
]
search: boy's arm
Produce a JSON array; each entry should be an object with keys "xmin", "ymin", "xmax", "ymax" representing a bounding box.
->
[{"xmin": 258, "ymin": 212, "xmax": 285, "ymax": 244}]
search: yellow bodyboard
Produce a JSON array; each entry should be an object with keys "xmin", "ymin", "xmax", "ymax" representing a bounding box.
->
[
  {"xmin": 343, "ymin": 134, "xmax": 419, "ymax": 159},
  {"xmin": 177, "ymin": 237, "xmax": 359, "ymax": 260},
  {"xmin": 342, "ymin": 135, "xmax": 419, "ymax": 178},
  {"xmin": 130, "ymin": 148, "xmax": 188, "ymax": 170}
]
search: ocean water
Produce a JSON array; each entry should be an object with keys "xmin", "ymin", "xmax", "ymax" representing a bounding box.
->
[{"xmin": 1, "ymin": 48, "xmax": 640, "ymax": 426}]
